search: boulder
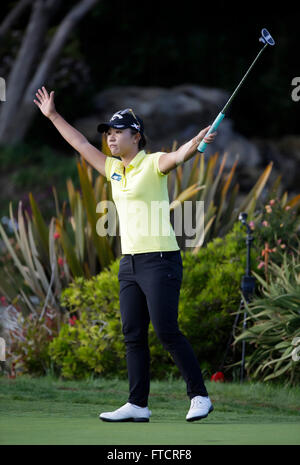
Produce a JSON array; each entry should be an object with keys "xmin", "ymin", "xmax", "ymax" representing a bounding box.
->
[
  {"xmin": 74, "ymin": 85, "xmax": 299, "ymax": 195},
  {"xmin": 75, "ymin": 84, "xmax": 261, "ymax": 167},
  {"xmin": 253, "ymin": 136, "xmax": 300, "ymax": 192}
]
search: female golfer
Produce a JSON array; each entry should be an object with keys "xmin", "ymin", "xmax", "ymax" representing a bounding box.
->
[{"xmin": 34, "ymin": 86, "xmax": 216, "ymax": 422}]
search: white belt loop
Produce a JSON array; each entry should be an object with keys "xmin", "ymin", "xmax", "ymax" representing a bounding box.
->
[{"xmin": 160, "ymin": 252, "xmax": 162, "ymax": 258}]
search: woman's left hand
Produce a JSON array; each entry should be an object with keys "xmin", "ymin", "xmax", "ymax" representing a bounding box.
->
[{"xmin": 196, "ymin": 125, "xmax": 217, "ymax": 145}]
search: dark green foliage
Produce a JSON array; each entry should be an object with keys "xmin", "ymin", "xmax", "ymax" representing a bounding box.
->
[
  {"xmin": 177, "ymin": 222, "xmax": 250, "ymax": 373},
  {"xmin": 49, "ymin": 259, "xmax": 127, "ymax": 380},
  {"xmin": 0, "ymin": 142, "xmax": 78, "ymax": 220},
  {"xmin": 234, "ymin": 251, "xmax": 300, "ymax": 385},
  {"xmin": 49, "ymin": 222, "xmax": 249, "ymax": 379}
]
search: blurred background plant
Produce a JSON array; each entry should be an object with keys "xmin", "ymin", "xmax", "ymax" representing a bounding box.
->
[
  {"xmin": 248, "ymin": 191, "xmax": 300, "ymax": 277},
  {"xmin": 1, "ymin": 144, "xmax": 300, "ymax": 380},
  {"xmin": 47, "ymin": 216, "xmax": 300, "ymax": 383},
  {"xmin": 233, "ymin": 247, "xmax": 300, "ymax": 386},
  {"xmin": 0, "ymin": 1, "xmax": 299, "ymax": 384},
  {"xmin": 171, "ymin": 150, "xmax": 273, "ymax": 250},
  {"xmin": 0, "ymin": 147, "xmax": 277, "ymax": 315},
  {"xmin": 47, "ymin": 222, "xmax": 250, "ymax": 380}
]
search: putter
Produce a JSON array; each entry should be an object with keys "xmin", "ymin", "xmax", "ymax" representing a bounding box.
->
[{"xmin": 198, "ymin": 28, "xmax": 275, "ymax": 153}]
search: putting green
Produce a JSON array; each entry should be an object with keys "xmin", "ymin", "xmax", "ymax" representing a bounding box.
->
[{"xmin": 1, "ymin": 416, "xmax": 299, "ymax": 445}]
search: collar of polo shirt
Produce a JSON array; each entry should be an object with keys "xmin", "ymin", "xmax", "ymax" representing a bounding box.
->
[{"xmin": 115, "ymin": 150, "xmax": 146, "ymax": 170}]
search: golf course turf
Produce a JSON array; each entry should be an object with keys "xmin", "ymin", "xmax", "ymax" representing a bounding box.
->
[{"xmin": 1, "ymin": 375, "xmax": 299, "ymax": 445}]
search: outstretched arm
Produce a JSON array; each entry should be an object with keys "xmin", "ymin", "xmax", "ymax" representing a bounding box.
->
[
  {"xmin": 158, "ymin": 126, "xmax": 217, "ymax": 175},
  {"xmin": 33, "ymin": 86, "xmax": 107, "ymax": 177}
]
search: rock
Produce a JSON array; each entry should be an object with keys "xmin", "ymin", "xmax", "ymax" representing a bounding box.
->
[
  {"xmin": 73, "ymin": 85, "xmax": 299, "ymax": 194},
  {"xmin": 253, "ymin": 137, "xmax": 300, "ymax": 192},
  {"xmin": 75, "ymin": 84, "xmax": 261, "ymax": 167},
  {"xmin": 277, "ymin": 135, "xmax": 300, "ymax": 163}
]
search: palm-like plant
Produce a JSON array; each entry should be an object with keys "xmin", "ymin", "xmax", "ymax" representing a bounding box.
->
[
  {"xmin": 169, "ymin": 149, "xmax": 274, "ymax": 251},
  {"xmin": 233, "ymin": 247, "xmax": 300, "ymax": 385},
  {"xmin": 0, "ymin": 141, "xmax": 295, "ymax": 316}
]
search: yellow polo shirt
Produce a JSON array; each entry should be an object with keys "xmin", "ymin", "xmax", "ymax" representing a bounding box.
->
[{"xmin": 105, "ymin": 150, "xmax": 180, "ymax": 254}]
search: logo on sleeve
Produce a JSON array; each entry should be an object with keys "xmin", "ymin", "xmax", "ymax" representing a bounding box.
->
[{"xmin": 111, "ymin": 172, "xmax": 122, "ymax": 181}]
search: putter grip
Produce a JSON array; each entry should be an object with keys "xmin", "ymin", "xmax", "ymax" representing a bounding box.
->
[{"xmin": 197, "ymin": 112, "xmax": 225, "ymax": 152}]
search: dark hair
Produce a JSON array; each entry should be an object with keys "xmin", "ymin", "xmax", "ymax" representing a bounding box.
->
[{"xmin": 130, "ymin": 129, "xmax": 147, "ymax": 150}]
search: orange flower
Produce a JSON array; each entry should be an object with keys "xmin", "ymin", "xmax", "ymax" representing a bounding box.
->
[
  {"xmin": 261, "ymin": 243, "xmax": 272, "ymax": 257},
  {"xmin": 261, "ymin": 242, "xmax": 273, "ymax": 280}
]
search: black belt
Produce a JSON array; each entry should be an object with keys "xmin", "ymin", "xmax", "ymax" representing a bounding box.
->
[
  {"xmin": 122, "ymin": 250, "xmax": 180, "ymax": 274},
  {"xmin": 123, "ymin": 250, "xmax": 179, "ymax": 257}
]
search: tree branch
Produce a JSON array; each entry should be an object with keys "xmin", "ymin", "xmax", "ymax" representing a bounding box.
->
[
  {"xmin": 0, "ymin": 0, "xmax": 99, "ymax": 144},
  {"xmin": 0, "ymin": 0, "xmax": 61, "ymax": 142},
  {"xmin": 25, "ymin": 0, "xmax": 99, "ymax": 106},
  {"xmin": 0, "ymin": 0, "xmax": 34, "ymax": 40}
]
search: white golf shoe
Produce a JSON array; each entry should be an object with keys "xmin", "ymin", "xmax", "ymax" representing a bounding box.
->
[
  {"xmin": 99, "ymin": 402, "xmax": 152, "ymax": 422},
  {"xmin": 186, "ymin": 395, "xmax": 214, "ymax": 421}
]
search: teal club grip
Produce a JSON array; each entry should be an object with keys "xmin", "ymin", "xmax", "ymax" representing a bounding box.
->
[{"xmin": 197, "ymin": 112, "xmax": 225, "ymax": 152}]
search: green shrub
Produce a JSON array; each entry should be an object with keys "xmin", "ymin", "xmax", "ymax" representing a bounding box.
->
[
  {"xmin": 49, "ymin": 221, "xmax": 250, "ymax": 380},
  {"xmin": 49, "ymin": 312, "xmax": 127, "ymax": 380},
  {"xmin": 49, "ymin": 259, "xmax": 127, "ymax": 379},
  {"xmin": 177, "ymin": 221, "xmax": 252, "ymax": 374},
  {"xmin": 234, "ymin": 248, "xmax": 300, "ymax": 385}
]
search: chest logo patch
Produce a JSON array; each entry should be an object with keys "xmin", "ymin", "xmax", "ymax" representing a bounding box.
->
[{"xmin": 111, "ymin": 172, "xmax": 122, "ymax": 181}]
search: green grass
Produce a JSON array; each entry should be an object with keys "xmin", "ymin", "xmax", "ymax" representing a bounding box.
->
[{"xmin": 0, "ymin": 375, "xmax": 300, "ymax": 445}]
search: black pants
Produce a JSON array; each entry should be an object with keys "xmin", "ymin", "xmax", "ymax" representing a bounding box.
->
[{"xmin": 118, "ymin": 250, "xmax": 208, "ymax": 408}]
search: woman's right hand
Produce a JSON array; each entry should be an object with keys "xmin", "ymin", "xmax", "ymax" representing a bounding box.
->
[{"xmin": 33, "ymin": 86, "xmax": 56, "ymax": 119}]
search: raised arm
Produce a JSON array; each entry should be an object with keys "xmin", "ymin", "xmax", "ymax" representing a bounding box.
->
[
  {"xmin": 158, "ymin": 126, "xmax": 217, "ymax": 175},
  {"xmin": 33, "ymin": 86, "xmax": 107, "ymax": 177}
]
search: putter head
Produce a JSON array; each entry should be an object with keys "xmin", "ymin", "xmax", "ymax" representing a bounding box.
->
[{"xmin": 259, "ymin": 28, "xmax": 275, "ymax": 46}]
